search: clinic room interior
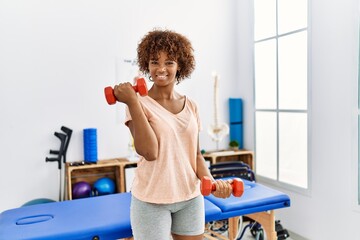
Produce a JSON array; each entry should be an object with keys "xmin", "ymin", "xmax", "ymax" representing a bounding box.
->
[{"xmin": 1, "ymin": 0, "xmax": 360, "ymax": 240}]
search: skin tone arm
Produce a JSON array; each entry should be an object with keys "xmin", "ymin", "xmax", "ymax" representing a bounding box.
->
[
  {"xmin": 195, "ymin": 138, "xmax": 232, "ymax": 199},
  {"xmin": 113, "ymin": 82, "xmax": 158, "ymax": 161}
]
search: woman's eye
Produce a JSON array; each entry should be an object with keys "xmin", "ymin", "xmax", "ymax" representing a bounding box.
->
[{"xmin": 150, "ymin": 60, "xmax": 158, "ymax": 65}]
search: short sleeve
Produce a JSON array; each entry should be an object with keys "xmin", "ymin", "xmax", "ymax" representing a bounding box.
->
[{"xmin": 187, "ymin": 98, "xmax": 202, "ymax": 132}]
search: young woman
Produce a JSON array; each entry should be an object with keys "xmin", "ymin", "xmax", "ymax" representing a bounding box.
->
[{"xmin": 113, "ymin": 29, "xmax": 233, "ymax": 240}]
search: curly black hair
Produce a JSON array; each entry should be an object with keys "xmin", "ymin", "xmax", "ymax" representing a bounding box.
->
[{"xmin": 137, "ymin": 29, "xmax": 195, "ymax": 84}]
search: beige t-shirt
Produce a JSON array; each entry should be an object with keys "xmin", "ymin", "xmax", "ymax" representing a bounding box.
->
[{"xmin": 125, "ymin": 95, "xmax": 201, "ymax": 204}]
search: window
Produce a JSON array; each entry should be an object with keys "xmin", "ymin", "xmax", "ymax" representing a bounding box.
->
[{"xmin": 254, "ymin": 0, "xmax": 308, "ymax": 189}]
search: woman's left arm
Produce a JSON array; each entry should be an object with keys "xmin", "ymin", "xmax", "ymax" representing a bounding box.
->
[{"xmin": 195, "ymin": 137, "xmax": 232, "ymax": 198}]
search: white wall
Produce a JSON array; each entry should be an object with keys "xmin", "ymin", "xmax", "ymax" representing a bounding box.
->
[
  {"xmin": 1, "ymin": 0, "xmax": 360, "ymax": 239},
  {"xmin": 0, "ymin": 0, "xmax": 238, "ymax": 211},
  {"xmin": 236, "ymin": 0, "xmax": 360, "ymax": 239}
]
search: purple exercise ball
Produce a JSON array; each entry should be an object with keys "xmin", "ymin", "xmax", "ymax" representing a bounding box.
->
[{"xmin": 72, "ymin": 181, "xmax": 92, "ymax": 199}]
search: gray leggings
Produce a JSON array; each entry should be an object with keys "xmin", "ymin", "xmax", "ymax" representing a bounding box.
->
[{"xmin": 130, "ymin": 195, "xmax": 205, "ymax": 240}]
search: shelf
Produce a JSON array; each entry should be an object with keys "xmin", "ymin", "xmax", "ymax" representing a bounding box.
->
[
  {"xmin": 202, "ymin": 150, "xmax": 254, "ymax": 170},
  {"xmin": 65, "ymin": 158, "xmax": 128, "ymax": 200}
]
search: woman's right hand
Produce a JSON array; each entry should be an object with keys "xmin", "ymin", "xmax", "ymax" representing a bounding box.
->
[{"xmin": 113, "ymin": 82, "xmax": 138, "ymax": 105}]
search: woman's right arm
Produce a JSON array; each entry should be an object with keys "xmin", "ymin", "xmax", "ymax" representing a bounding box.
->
[{"xmin": 114, "ymin": 83, "xmax": 158, "ymax": 161}]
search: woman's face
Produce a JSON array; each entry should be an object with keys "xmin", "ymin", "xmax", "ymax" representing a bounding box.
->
[{"xmin": 148, "ymin": 51, "xmax": 179, "ymax": 86}]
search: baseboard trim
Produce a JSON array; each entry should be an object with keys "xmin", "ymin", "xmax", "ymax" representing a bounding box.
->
[{"xmin": 288, "ymin": 230, "xmax": 310, "ymax": 240}]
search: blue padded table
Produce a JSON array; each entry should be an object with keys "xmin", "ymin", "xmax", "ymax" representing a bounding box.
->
[
  {"xmin": 0, "ymin": 192, "xmax": 222, "ymax": 240},
  {"xmin": 0, "ymin": 181, "xmax": 290, "ymax": 240},
  {"xmin": 205, "ymin": 179, "xmax": 291, "ymax": 240},
  {"xmin": 0, "ymin": 193, "xmax": 133, "ymax": 240}
]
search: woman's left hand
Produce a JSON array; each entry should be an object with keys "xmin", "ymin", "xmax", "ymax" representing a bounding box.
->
[{"xmin": 212, "ymin": 179, "xmax": 233, "ymax": 199}]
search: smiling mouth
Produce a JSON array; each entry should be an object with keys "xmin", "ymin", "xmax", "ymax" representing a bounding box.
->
[{"xmin": 156, "ymin": 75, "xmax": 167, "ymax": 80}]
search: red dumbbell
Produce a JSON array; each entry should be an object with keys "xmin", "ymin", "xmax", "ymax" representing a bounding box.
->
[
  {"xmin": 104, "ymin": 78, "xmax": 148, "ymax": 105},
  {"xmin": 201, "ymin": 176, "xmax": 244, "ymax": 197}
]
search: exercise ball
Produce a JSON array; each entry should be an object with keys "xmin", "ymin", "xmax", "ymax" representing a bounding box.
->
[
  {"xmin": 22, "ymin": 198, "xmax": 56, "ymax": 207},
  {"xmin": 93, "ymin": 177, "xmax": 116, "ymax": 196},
  {"xmin": 72, "ymin": 181, "xmax": 92, "ymax": 199}
]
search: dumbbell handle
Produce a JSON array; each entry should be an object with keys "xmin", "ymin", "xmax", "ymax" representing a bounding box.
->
[
  {"xmin": 104, "ymin": 78, "xmax": 148, "ymax": 105},
  {"xmin": 201, "ymin": 176, "xmax": 244, "ymax": 197}
]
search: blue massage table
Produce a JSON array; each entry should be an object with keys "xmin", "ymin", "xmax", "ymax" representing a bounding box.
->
[{"xmin": 0, "ymin": 180, "xmax": 290, "ymax": 240}]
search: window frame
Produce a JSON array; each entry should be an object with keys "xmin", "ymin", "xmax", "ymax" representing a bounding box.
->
[
  {"xmin": 353, "ymin": 13, "xmax": 360, "ymax": 210},
  {"xmin": 253, "ymin": 0, "xmax": 311, "ymax": 196}
]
